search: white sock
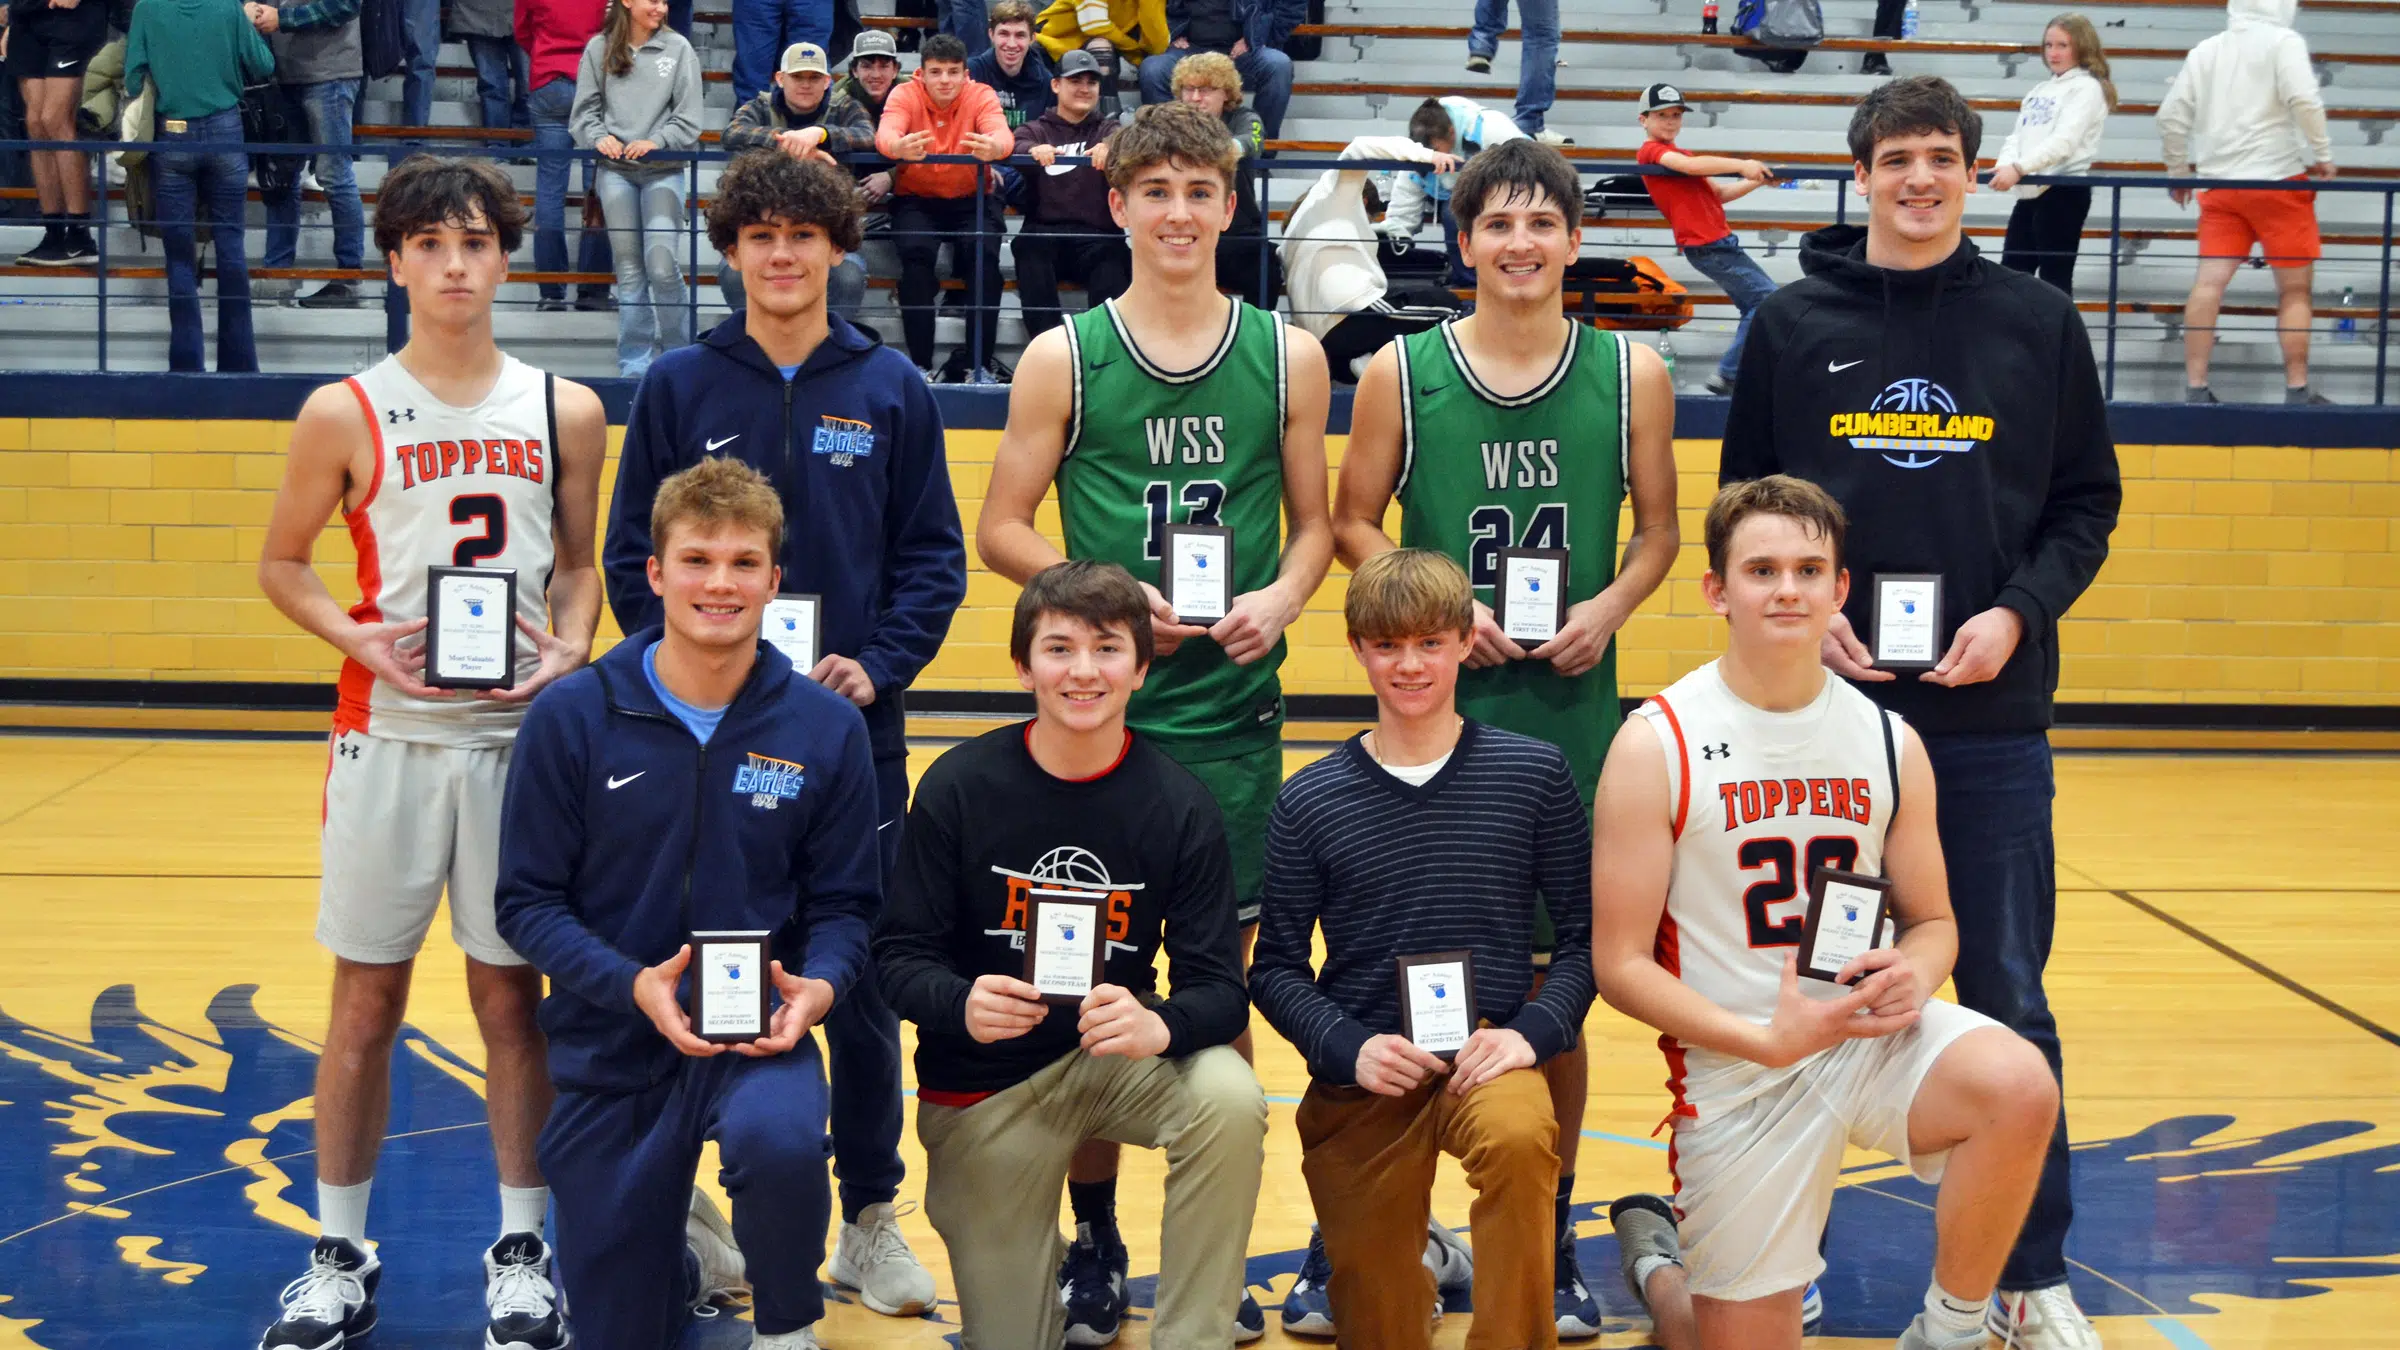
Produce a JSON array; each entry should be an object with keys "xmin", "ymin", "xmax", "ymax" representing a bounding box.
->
[
  {"xmin": 1631, "ymin": 1253, "xmax": 1679, "ymax": 1292},
  {"xmin": 318, "ymin": 1179, "xmax": 372, "ymax": 1245},
  {"xmin": 1923, "ymin": 1281, "xmax": 1987, "ymax": 1340},
  {"xmin": 499, "ymin": 1184, "xmax": 550, "ymax": 1240}
]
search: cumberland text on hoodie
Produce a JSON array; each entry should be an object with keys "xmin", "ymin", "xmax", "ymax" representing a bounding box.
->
[
  {"xmin": 2156, "ymin": 0, "xmax": 2332, "ymax": 180},
  {"xmin": 1719, "ymin": 228, "xmax": 2122, "ymax": 735},
  {"xmin": 1992, "ymin": 65, "xmax": 2109, "ymax": 198},
  {"xmin": 602, "ymin": 315, "xmax": 967, "ymax": 766},
  {"xmin": 494, "ymin": 632, "xmax": 881, "ymax": 1093}
]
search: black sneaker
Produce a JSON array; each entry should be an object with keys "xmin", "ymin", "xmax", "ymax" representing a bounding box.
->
[
  {"xmin": 1280, "ymin": 1225, "xmax": 1335, "ymax": 1337},
  {"xmin": 1555, "ymin": 1232, "xmax": 1602, "ymax": 1340},
  {"xmin": 1465, "ymin": 52, "xmax": 1492, "ymax": 73},
  {"xmin": 973, "ymin": 355, "xmax": 1014, "ymax": 385},
  {"xmin": 537, "ymin": 296, "xmax": 572, "ymax": 313},
  {"xmin": 17, "ymin": 227, "xmax": 71, "ymax": 267},
  {"xmin": 936, "ymin": 351, "xmax": 976, "ymax": 385},
  {"xmin": 1234, "ymin": 1290, "xmax": 1265, "ymax": 1342},
  {"xmin": 297, "ymin": 281, "xmax": 362, "ymax": 309},
  {"xmin": 484, "ymin": 1232, "xmax": 569, "ymax": 1350},
  {"xmin": 1058, "ymin": 1220, "xmax": 1129, "ymax": 1346},
  {"xmin": 574, "ymin": 291, "xmax": 616, "ymax": 312},
  {"xmin": 261, "ymin": 1236, "xmax": 381, "ymax": 1350},
  {"xmin": 2186, "ymin": 385, "xmax": 2219, "ymax": 404},
  {"xmin": 1862, "ymin": 53, "xmax": 1894, "ymax": 75},
  {"xmin": 55, "ymin": 227, "xmax": 99, "ymax": 266}
]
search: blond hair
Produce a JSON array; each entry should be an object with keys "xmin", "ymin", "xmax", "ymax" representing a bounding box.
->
[
  {"xmin": 1103, "ymin": 99, "xmax": 1241, "ymax": 193},
  {"xmin": 1703, "ymin": 475, "xmax": 1847, "ymax": 575},
  {"xmin": 2047, "ymin": 14, "xmax": 2119, "ymax": 111},
  {"xmin": 1170, "ymin": 50, "xmax": 1244, "ymax": 107},
  {"xmin": 651, "ymin": 457, "xmax": 786, "ymax": 557},
  {"xmin": 1345, "ymin": 549, "xmax": 1474, "ymax": 641}
]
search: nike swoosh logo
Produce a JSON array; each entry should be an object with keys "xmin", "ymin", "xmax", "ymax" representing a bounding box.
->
[
  {"xmin": 1417, "ymin": 385, "xmax": 1449, "ymax": 397},
  {"xmin": 704, "ymin": 435, "xmax": 740, "ymax": 452},
  {"xmin": 1827, "ymin": 359, "xmax": 1865, "ymax": 373},
  {"xmin": 606, "ymin": 772, "xmax": 645, "ymax": 790}
]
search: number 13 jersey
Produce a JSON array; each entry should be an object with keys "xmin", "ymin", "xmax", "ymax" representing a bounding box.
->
[
  {"xmin": 1632, "ymin": 659, "xmax": 1907, "ymax": 1122},
  {"xmin": 338, "ymin": 352, "xmax": 557, "ymax": 747}
]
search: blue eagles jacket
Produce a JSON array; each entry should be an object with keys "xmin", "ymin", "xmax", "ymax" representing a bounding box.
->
[
  {"xmin": 602, "ymin": 314, "xmax": 968, "ymax": 765},
  {"xmin": 494, "ymin": 630, "xmax": 881, "ymax": 1093}
]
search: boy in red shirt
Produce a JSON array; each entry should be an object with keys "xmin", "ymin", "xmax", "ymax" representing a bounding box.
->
[{"xmin": 1635, "ymin": 83, "xmax": 1779, "ymax": 395}]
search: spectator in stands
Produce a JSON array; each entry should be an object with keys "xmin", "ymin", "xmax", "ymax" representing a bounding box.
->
[
  {"xmin": 250, "ymin": 0, "xmax": 370, "ymax": 309},
  {"xmin": 719, "ymin": 40, "xmax": 876, "ymax": 322},
  {"xmin": 1010, "ymin": 47, "xmax": 1125, "ymax": 336},
  {"xmin": 520, "ymin": 0, "xmax": 612, "ymax": 312},
  {"xmin": 1172, "ymin": 51, "xmax": 1275, "ymax": 306},
  {"xmin": 452, "ymin": 0, "xmax": 530, "ymax": 144},
  {"xmin": 842, "ymin": 29, "xmax": 906, "ymax": 286},
  {"xmin": 2157, "ymin": 0, "xmax": 2335, "ymax": 404},
  {"xmin": 1989, "ymin": 15, "xmax": 2113, "ymax": 296},
  {"xmin": 1032, "ymin": 0, "xmax": 1166, "ymax": 114},
  {"xmin": 971, "ymin": 0, "xmax": 1055, "ymax": 128},
  {"xmin": 7, "ymin": 0, "xmax": 109, "ymax": 264},
  {"xmin": 937, "ymin": 0, "xmax": 990, "ymax": 56},
  {"xmin": 400, "ymin": 0, "xmax": 440, "ymax": 126},
  {"xmin": 1135, "ymin": 0, "xmax": 1295, "ymax": 140},
  {"xmin": 1463, "ymin": 0, "xmax": 1560, "ymax": 141},
  {"xmin": 1382, "ymin": 94, "xmax": 1521, "ymax": 287},
  {"xmin": 1634, "ymin": 81, "xmax": 1778, "ymax": 394},
  {"xmin": 1281, "ymin": 132, "xmax": 1462, "ymax": 382},
  {"xmin": 125, "ymin": 0, "xmax": 273, "ymax": 371},
  {"xmin": 571, "ymin": 0, "xmax": 703, "ymax": 376},
  {"xmin": 735, "ymin": 0, "xmax": 835, "ymax": 105},
  {"xmin": 876, "ymin": 31, "xmax": 1013, "ymax": 383},
  {"xmin": 843, "ymin": 27, "xmax": 905, "ymax": 121}
]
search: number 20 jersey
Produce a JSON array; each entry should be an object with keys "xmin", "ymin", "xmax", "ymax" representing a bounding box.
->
[
  {"xmin": 1632, "ymin": 659, "xmax": 1907, "ymax": 1123},
  {"xmin": 336, "ymin": 352, "xmax": 556, "ymax": 748}
]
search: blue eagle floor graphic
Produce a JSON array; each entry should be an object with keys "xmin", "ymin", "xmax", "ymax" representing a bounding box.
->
[{"xmin": 5, "ymin": 986, "xmax": 2400, "ymax": 1347}]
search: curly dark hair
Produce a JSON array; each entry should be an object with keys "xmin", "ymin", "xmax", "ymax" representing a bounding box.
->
[
  {"xmin": 1847, "ymin": 75, "xmax": 1983, "ymax": 166},
  {"xmin": 372, "ymin": 155, "xmax": 527, "ymax": 258},
  {"xmin": 706, "ymin": 151, "xmax": 866, "ymax": 254}
]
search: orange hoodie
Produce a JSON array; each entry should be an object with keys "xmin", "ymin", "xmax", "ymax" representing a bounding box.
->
[{"xmin": 875, "ymin": 79, "xmax": 1009, "ymax": 199}]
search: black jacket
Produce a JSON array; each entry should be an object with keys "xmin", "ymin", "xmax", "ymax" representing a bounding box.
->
[{"xmin": 1719, "ymin": 227, "xmax": 2122, "ymax": 734}]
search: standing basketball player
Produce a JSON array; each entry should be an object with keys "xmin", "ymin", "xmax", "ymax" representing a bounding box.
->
[
  {"xmin": 256, "ymin": 156, "xmax": 607, "ymax": 1350},
  {"xmin": 976, "ymin": 100, "xmax": 1332, "ymax": 1345},
  {"xmin": 1330, "ymin": 135, "xmax": 1678, "ymax": 1341},
  {"xmin": 1590, "ymin": 476, "xmax": 2059, "ymax": 1350}
]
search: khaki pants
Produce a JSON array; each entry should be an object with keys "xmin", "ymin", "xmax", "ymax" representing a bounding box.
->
[
  {"xmin": 918, "ymin": 1045, "xmax": 1267, "ymax": 1350},
  {"xmin": 1297, "ymin": 1068, "xmax": 1560, "ymax": 1350}
]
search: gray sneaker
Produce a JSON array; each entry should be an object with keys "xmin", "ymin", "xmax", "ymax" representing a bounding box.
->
[
  {"xmin": 1607, "ymin": 1193, "xmax": 1680, "ymax": 1316},
  {"xmin": 1898, "ymin": 1311, "xmax": 1994, "ymax": 1350}
]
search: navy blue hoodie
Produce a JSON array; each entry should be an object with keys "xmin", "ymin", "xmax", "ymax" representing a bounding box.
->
[
  {"xmin": 495, "ymin": 630, "xmax": 880, "ymax": 1094},
  {"xmin": 603, "ymin": 315, "xmax": 967, "ymax": 765}
]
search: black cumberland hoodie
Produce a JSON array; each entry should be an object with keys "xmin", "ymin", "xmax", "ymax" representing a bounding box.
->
[{"xmin": 1719, "ymin": 226, "xmax": 2123, "ymax": 735}]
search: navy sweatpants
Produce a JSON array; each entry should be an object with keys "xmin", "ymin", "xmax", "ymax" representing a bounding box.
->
[
  {"xmin": 542, "ymin": 1040, "xmax": 833, "ymax": 1347},
  {"xmin": 804, "ymin": 754, "xmax": 910, "ymax": 1221}
]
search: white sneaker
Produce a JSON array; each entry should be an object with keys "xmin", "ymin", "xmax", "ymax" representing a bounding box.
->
[
  {"xmin": 827, "ymin": 1201, "xmax": 937, "ymax": 1316},
  {"xmin": 752, "ymin": 1329, "xmax": 821, "ymax": 1349},
  {"xmin": 483, "ymin": 1232, "xmax": 569, "ymax": 1350},
  {"xmin": 1898, "ymin": 1312, "xmax": 1995, "ymax": 1350},
  {"xmin": 1988, "ymin": 1286, "xmax": 2102, "ymax": 1350},
  {"xmin": 1422, "ymin": 1217, "xmax": 1474, "ymax": 1292},
  {"xmin": 1535, "ymin": 129, "xmax": 1576, "ymax": 146},
  {"xmin": 686, "ymin": 1185, "xmax": 750, "ymax": 1300}
]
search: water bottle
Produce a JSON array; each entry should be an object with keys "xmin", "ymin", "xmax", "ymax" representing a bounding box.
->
[
  {"xmin": 1702, "ymin": 0, "xmax": 1719, "ymax": 33},
  {"xmin": 2336, "ymin": 287, "xmax": 2359, "ymax": 344},
  {"xmin": 1901, "ymin": 0, "xmax": 1919, "ymax": 37},
  {"xmin": 1658, "ymin": 333, "xmax": 1677, "ymax": 383}
]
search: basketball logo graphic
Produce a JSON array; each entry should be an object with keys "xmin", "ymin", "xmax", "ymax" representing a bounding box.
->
[
  {"xmin": 466, "ymin": 598, "xmax": 485, "ymax": 618},
  {"xmin": 781, "ymin": 614, "xmax": 799, "ymax": 632},
  {"xmin": 1830, "ymin": 378, "xmax": 1996, "ymax": 469},
  {"xmin": 1027, "ymin": 845, "xmax": 1115, "ymax": 891}
]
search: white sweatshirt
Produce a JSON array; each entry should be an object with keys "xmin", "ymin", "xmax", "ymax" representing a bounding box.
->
[
  {"xmin": 1378, "ymin": 96, "xmax": 1524, "ymax": 240},
  {"xmin": 1993, "ymin": 65, "xmax": 2109, "ymax": 198},
  {"xmin": 1281, "ymin": 135, "xmax": 1452, "ymax": 340},
  {"xmin": 2156, "ymin": 0, "xmax": 2333, "ymax": 181}
]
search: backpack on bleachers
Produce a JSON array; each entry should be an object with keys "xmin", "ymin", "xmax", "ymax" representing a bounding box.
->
[
  {"xmin": 361, "ymin": 0, "xmax": 409, "ymax": 81},
  {"xmin": 1562, "ymin": 256, "xmax": 1692, "ymax": 333},
  {"xmin": 1732, "ymin": 0, "xmax": 1818, "ymax": 70}
]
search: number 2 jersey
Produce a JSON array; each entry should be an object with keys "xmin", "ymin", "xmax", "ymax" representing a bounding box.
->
[
  {"xmin": 336, "ymin": 352, "xmax": 557, "ymax": 748},
  {"xmin": 1632, "ymin": 659, "xmax": 1907, "ymax": 1123}
]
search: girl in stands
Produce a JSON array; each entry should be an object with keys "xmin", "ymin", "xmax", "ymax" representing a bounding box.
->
[
  {"xmin": 1988, "ymin": 13, "xmax": 2116, "ymax": 294},
  {"xmin": 570, "ymin": 0, "xmax": 703, "ymax": 376}
]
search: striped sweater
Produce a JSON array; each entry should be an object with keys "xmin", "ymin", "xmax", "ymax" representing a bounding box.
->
[{"xmin": 1250, "ymin": 720, "xmax": 1597, "ymax": 1086}]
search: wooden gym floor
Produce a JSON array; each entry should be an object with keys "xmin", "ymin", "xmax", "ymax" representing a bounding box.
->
[{"xmin": 2, "ymin": 731, "xmax": 2397, "ymax": 1349}]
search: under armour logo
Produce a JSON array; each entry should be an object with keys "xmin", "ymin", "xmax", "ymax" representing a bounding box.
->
[
  {"xmin": 387, "ymin": 407, "xmax": 416, "ymax": 424},
  {"xmin": 337, "ymin": 741, "xmax": 362, "ymax": 759},
  {"xmin": 1700, "ymin": 743, "xmax": 1731, "ymax": 760}
]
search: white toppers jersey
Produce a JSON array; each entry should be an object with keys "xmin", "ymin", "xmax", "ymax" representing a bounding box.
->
[
  {"xmin": 1633, "ymin": 660, "xmax": 1906, "ymax": 1122},
  {"xmin": 335, "ymin": 352, "xmax": 556, "ymax": 747}
]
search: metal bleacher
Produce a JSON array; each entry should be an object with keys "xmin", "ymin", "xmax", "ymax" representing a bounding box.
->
[{"xmin": 1, "ymin": 0, "xmax": 2393, "ymax": 401}]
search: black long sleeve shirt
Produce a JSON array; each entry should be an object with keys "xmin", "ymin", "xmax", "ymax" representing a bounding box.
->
[{"xmin": 874, "ymin": 723, "xmax": 1249, "ymax": 1095}]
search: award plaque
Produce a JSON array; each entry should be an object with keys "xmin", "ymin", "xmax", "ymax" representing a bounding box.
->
[
  {"xmin": 1871, "ymin": 573, "xmax": 1943, "ymax": 672},
  {"xmin": 1160, "ymin": 524, "xmax": 1235, "ymax": 626},
  {"xmin": 762, "ymin": 592, "xmax": 823, "ymax": 673},
  {"xmin": 424, "ymin": 566, "xmax": 518, "ymax": 690},
  {"xmin": 1798, "ymin": 868, "xmax": 1894, "ymax": 984},
  {"xmin": 687, "ymin": 928, "xmax": 773, "ymax": 1043},
  {"xmin": 1024, "ymin": 889, "xmax": 1108, "ymax": 1006},
  {"xmin": 1494, "ymin": 547, "xmax": 1570, "ymax": 646},
  {"xmin": 1395, "ymin": 950, "xmax": 1476, "ymax": 1059}
]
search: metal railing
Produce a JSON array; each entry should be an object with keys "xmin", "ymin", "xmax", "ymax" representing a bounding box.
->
[{"xmin": 0, "ymin": 136, "xmax": 2390, "ymax": 401}]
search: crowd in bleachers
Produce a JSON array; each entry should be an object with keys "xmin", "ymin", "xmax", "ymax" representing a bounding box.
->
[{"xmin": 0, "ymin": 0, "xmax": 2364, "ymax": 399}]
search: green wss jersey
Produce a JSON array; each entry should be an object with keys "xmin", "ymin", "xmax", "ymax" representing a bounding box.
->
[
  {"xmin": 1395, "ymin": 320, "xmax": 1631, "ymax": 804},
  {"xmin": 1057, "ymin": 299, "xmax": 1291, "ymax": 757}
]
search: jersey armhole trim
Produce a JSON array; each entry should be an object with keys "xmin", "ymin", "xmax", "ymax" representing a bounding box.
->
[
  {"xmin": 544, "ymin": 373, "xmax": 560, "ymax": 504},
  {"xmin": 1648, "ymin": 694, "xmax": 1693, "ymax": 840},
  {"xmin": 342, "ymin": 376, "xmax": 386, "ymax": 520},
  {"xmin": 1613, "ymin": 331, "xmax": 1632, "ymax": 492},
  {"xmin": 1880, "ymin": 709, "xmax": 1902, "ymax": 824},
  {"xmin": 1273, "ymin": 311, "xmax": 1289, "ymax": 459},
  {"xmin": 1393, "ymin": 335, "xmax": 1417, "ymax": 497},
  {"xmin": 1061, "ymin": 316, "xmax": 1085, "ymax": 460}
]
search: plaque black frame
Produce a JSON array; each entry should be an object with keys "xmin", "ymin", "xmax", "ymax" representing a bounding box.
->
[
  {"xmin": 1870, "ymin": 572, "xmax": 1945, "ymax": 672},
  {"xmin": 764, "ymin": 591, "xmax": 825, "ymax": 672},
  {"xmin": 1024, "ymin": 890, "xmax": 1110, "ymax": 1008},
  {"xmin": 424, "ymin": 565, "xmax": 519, "ymax": 691},
  {"xmin": 1798, "ymin": 867, "xmax": 1894, "ymax": 984},
  {"xmin": 1493, "ymin": 547, "xmax": 1571, "ymax": 645},
  {"xmin": 1159, "ymin": 524, "xmax": 1237, "ymax": 626},
  {"xmin": 1394, "ymin": 949, "xmax": 1478, "ymax": 1060},
  {"xmin": 687, "ymin": 928, "xmax": 773, "ymax": 1044}
]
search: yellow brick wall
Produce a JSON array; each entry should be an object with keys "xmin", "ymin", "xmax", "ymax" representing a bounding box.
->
[{"xmin": 2, "ymin": 418, "xmax": 2394, "ymax": 704}]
